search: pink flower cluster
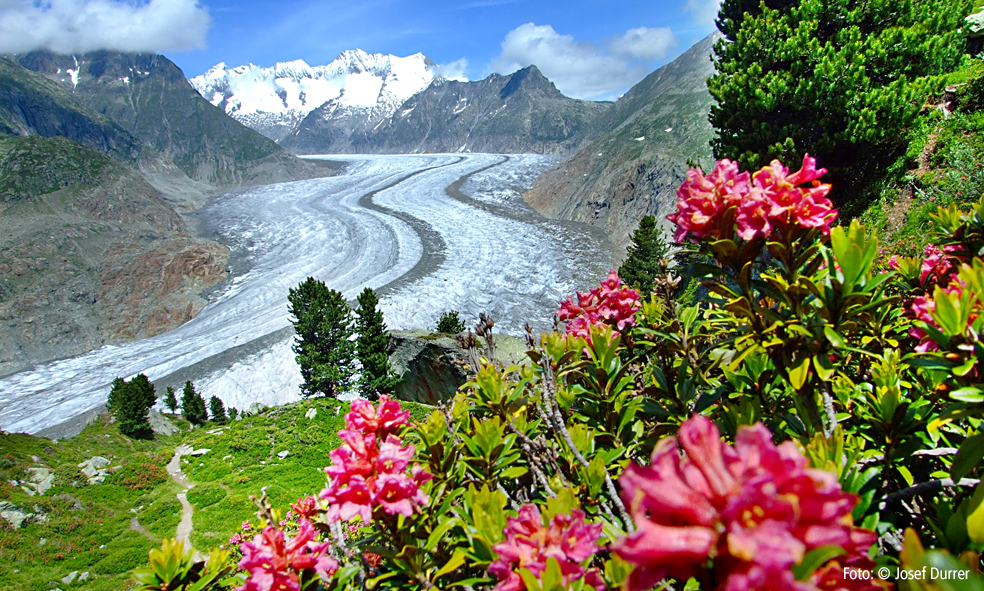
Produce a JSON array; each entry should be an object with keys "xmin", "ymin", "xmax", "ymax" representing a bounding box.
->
[
  {"xmin": 667, "ymin": 155, "xmax": 837, "ymax": 243},
  {"xmin": 488, "ymin": 505, "xmax": 604, "ymax": 591},
  {"xmin": 238, "ymin": 519, "xmax": 338, "ymax": 591},
  {"xmin": 613, "ymin": 416, "xmax": 880, "ymax": 591},
  {"xmin": 320, "ymin": 396, "xmax": 432, "ymax": 524},
  {"xmin": 557, "ymin": 270, "xmax": 641, "ymax": 339}
]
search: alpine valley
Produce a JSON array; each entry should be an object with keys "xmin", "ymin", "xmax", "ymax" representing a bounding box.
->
[{"xmin": 0, "ymin": 34, "xmax": 718, "ymax": 431}]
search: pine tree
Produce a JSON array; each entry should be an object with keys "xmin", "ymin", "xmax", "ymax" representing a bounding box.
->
[
  {"xmin": 618, "ymin": 216, "xmax": 672, "ymax": 294},
  {"xmin": 355, "ymin": 287, "xmax": 399, "ymax": 401},
  {"xmin": 181, "ymin": 380, "xmax": 207, "ymax": 426},
  {"xmin": 209, "ymin": 396, "xmax": 227, "ymax": 423},
  {"xmin": 436, "ymin": 311, "xmax": 467, "ymax": 334},
  {"xmin": 288, "ymin": 277, "xmax": 356, "ymax": 398},
  {"xmin": 228, "ymin": 407, "xmax": 239, "ymax": 421},
  {"xmin": 708, "ymin": 0, "xmax": 972, "ymax": 206},
  {"xmin": 163, "ymin": 386, "xmax": 179, "ymax": 414},
  {"xmin": 110, "ymin": 374, "xmax": 157, "ymax": 437}
]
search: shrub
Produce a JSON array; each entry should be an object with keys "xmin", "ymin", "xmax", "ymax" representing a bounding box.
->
[
  {"xmin": 113, "ymin": 463, "xmax": 168, "ymax": 490},
  {"xmin": 435, "ymin": 310, "xmax": 466, "ymax": 333}
]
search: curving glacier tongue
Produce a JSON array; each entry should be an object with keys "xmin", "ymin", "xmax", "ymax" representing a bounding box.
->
[{"xmin": 0, "ymin": 155, "xmax": 617, "ymax": 435}]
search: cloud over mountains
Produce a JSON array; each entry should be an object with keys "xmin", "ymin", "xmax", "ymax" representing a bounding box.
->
[{"xmin": 0, "ymin": 0, "xmax": 211, "ymax": 55}]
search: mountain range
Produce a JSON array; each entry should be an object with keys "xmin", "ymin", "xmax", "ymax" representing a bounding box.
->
[{"xmin": 0, "ymin": 51, "xmax": 325, "ymax": 377}]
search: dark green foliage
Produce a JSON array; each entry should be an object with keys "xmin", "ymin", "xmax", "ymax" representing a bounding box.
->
[
  {"xmin": 181, "ymin": 381, "xmax": 207, "ymax": 426},
  {"xmin": 110, "ymin": 374, "xmax": 156, "ymax": 438},
  {"xmin": 708, "ymin": 0, "xmax": 973, "ymax": 207},
  {"xmin": 355, "ymin": 287, "xmax": 399, "ymax": 401},
  {"xmin": 163, "ymin": 386, "xmax": 178, "ymax": 414},
  {"xmin": 618, "ymin": 216, "xmax": 672, "ymax": 294},
  {"xmin": 288, "ymin": 277, "xmax": 356, "ymax": 398},
  {"xmin": 209, "ymin": 396, "xmax": 227, "ymax": 423},
  {"xmin": 436, "ymin": 311, "xmax": 467, "ymax": 334},
  {"xmin": 228, "ymin": 407, "xmax": 238, "ymax": 421}
]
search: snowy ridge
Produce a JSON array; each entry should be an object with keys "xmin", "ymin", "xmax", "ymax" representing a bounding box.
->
[{"xmin": 190, "ymin": 50, "xmax": 457, "ymax": 141}]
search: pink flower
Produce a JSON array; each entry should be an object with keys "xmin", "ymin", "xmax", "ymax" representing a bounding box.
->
[
  {"xmin": 291, "ymin": 496, "xmax": 322, "ymax": 520},
  {"xmin": 488, "ymin": 505, "xmax": 604, "ymax": 591},
  {"xmin": 238, "ymin": 519, "xmax": 338, "ymax": 591},
  {"xmin": 613, "ymin": 416, "xmax": 880, "ymax": 591},
  {"xmin": 557, "ymin": 270, "xmax": 640, "ymax": 339},
  {"xmin": 320, "ymin": 397, "xmax": 431, "ymax": 524},
  {"xmin": 667, "ymin": 155, "xmax": 837, "ymax": 244},
  {"xmin": 242, "ymin": 521, "xmax": 252, "ymax": 532}
]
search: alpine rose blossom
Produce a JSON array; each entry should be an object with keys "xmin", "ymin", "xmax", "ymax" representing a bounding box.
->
[
  {"xmin": 488, "ymin": 505, "xmax": 604, "ymax": 591},
  {"xmin": 557, "ymin": 270, "xmax": 641, "ymax": 339},
  {"xmin": 238, "ymin": 518, "xmax": 338, "ymax": 591},
  {"xmin": 612, "ymin": 416, "xmax": 882, "ymax": 591},
  {"xmin": 320, "ymin": 396, "xmax": 432, "ymax": 524},
  {"xmin": 668, "ymin": 155, "xmax": 837, "ymax": 243}
]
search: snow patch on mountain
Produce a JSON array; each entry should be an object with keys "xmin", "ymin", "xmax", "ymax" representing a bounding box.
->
[{"xmin": 190, "ymin": 49, "xmax": 462, "ymax": 141}]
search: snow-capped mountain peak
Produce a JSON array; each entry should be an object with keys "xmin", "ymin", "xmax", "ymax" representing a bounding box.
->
[{"xmin": 190, "ymin": 50, "xmax": 449, "ymax": 142}]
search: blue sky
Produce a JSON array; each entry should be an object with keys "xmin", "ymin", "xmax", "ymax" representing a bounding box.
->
[{"xmin": 0, "ymin": 0, "xmax": 721, "ymax": 100}]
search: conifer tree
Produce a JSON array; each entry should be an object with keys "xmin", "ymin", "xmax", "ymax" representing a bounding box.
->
[
  {"xmin": 110, "ymin": 374, "xmax": 157, "ymax": 437},
  {"xmin": 209, "ymin": 396, "xmax": 227, "ymax": 423},
  {"xmin": 288, "ymin": 277, "xmax": 356, "ymax": 398},
  {"xmin": 164, "ymin": 386, "xmax": 179, "ymax": 414},
  {"xmin": 228, "ymin": 407, "xmax": 239, "ymax": 421},
  {"xmin": 618, "ymin": 216, "xmax": 671, "ymax": 294},
  {"xmin": 708, "ymin": 0, "xmax": 972, "ymax": 204},
  {"xmin": 181, "ymin": 380, "xmax": 208, "ymax": 426},
  {"xmin": 355, "ymin": 287, "xmax": 399, "ymax": 401}
]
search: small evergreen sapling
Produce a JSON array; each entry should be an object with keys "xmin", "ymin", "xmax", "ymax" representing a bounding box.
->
[
  {"xmin": 181, "ymin": 381, "xmax": 208, "ymax": 426},
  {"xmin": 209, "ymin": 396, "xmax": 227, "ymax": 423},
  {"xmin": 436, "ymin": 310, "xmax": 466, "ymax": 334},
  {"xmin": 163, "ymin": 386, "xmax": 179, "ymax": 414},
  {"xmin": 355, "ymin": 287, "xmax": 399, "ymax": 401},
  {"xmin": 228, "ymin": 407, "xmax": 239, "ymax": 421},
  {"xmin": 618, "ymin": 215, "xmax": 671, "ymax": 294}
]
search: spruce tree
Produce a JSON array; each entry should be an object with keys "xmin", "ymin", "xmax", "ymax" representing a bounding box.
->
[
  {"xmin": 708, "ymin": 0, "xmax": 972, "ymax": 205},
  {"xmin": 355, "ymin": 287, "xmax": 399, "ymax": 401},
  {"xmin": 107, "ymin": 377, "xmax": 127, "ymax": 415},
  {"xmin": 181, "ymin": 380, "xmax": 208, "ymax": 426},
  {"xmin": 111, "ymin": 374, "xmax": 157, "ymax": 437},
  {"xmin": 618, "ymin": 216, "xmax": 671, "ymax": 294},
  {"xmin": 228, "ymin": 407, "xmax": 239, "ymax": 421},
  {"xmin": 288, "ymin": 277, "xmax": 356, "ymax": 398},
  {"xmin": 209, "ymin": 396, "xmax": 227, "ymax": 423},
  {"xmin": 163, "ymin": 386, "xmax": 179, "ymax": 414}
]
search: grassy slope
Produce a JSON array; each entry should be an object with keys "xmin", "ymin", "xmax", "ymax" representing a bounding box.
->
[
  {"xmin": 861, "ymin": 55, "xmax": 984, "ymax": 256},
  {"xmin": 0, "ymin": 397, "xmax": 432, "ymax": 590}
]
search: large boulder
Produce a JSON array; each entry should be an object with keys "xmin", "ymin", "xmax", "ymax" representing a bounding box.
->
[
  {"xmin": 387, "ymin": 331, "xmax": 530, "ymax": 405},
  {"xmin": 149, "ymin": 409, "xmax": 178, "ymax": 436}
]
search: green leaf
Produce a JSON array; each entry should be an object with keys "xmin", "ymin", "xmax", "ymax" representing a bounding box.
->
[
  {"xmin": 434, "ymin": 549, "xmax": 468, "ymax": 580},
  {"xmin": 952, "ymin": 432, "xmax": 984, "ymax": 481},
  {"xmin": 789, "ymin": 356, "xmax": 810, "ymax": 390},
  {"xmin": 951, "ymin": 388, "xmax": 984, "ymax": 403},
  {"xmin": 966, "ymin": 483, "xmax": 984, "ymax": 545},
  {"xmin": 823, "ymin": 326, "xmax": 845, "ymax": 349},
  {"xmin": 792, "ymin": 546, "xmax": 846, "ymax": 581}
]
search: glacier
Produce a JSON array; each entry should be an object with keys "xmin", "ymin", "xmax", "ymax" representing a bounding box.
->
[{"xmin": 0, "ymin": 155, "xmax": 617, "ymax": 435}]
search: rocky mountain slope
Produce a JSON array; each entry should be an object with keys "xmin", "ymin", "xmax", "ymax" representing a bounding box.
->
[
  {"xmin": 0, "ymin": 136, "xmax": 228, "ymax": 377},
  {"xmin": 290, "ymin": 65, "xmax": 611, "ymax": 155},
  {"xmin": 192, "ymin": 50, "xmax": 447, "ymax": 144},
  {"xmin": 524, "ymin": 33, "xmax": 720, "ymax": 249},
  {"xmin": 0, "ymin": 53, "xmax": 327, "ymax": 377},
  {"xmin": 16, "ymin": 51, "xmax": 316, "ymax": 192}
]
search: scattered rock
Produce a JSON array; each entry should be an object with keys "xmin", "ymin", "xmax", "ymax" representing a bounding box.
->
[
  {"xmin": 388, "ymin": 330, "xmax": 530, "ymax": 405},
  {"xmin": 190, "ymin": 448, "xmax": 210, "ymax": 456},
  {"xmin": 79, "ymin": 572, "xmax": 90, "ymax": 582},
  {"xmin": 24, "ymin": 467, "xmax": 54, "ymax": 495},
  {"xmin": 0, "ymin": 501, "xmax": 35, "ymax": 529},
  {"xmin": 148, "ymin": 409, "xmax": 178, "ymax": 436},
  {"xmin": 78, "ymin": 456, "xmax": 111, "ymax": 485},
  {"xmin": 304, "ymin": 408, "xmax": 317, "ymax": 420},
  {"xmin": 245, "ymin": 403, "xmax": 268, "ymax": 416},
  {"xmin": 61, "ymin": 571, "xmax": 78, "ymax": 585},
  {"xmin": 206, "ymin": 428, "xmax": 226, "ymax": 435},
  {"xmin": 277, "ymin": 450, "xmax": 290, "ymax": 459},
  {"xmin": 222, "ymin": 455, "xmax": 232, "ymax": 460}
]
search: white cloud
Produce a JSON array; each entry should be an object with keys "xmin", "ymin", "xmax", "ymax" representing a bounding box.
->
[
  {"xmin": 0, "ymin": 0, "xmax": 211, "ymax": 55},
  {"xmin": 490, "ymin": 23, "xmax": 676, "ymax": 101},
  {"xmin": 611, "ymin": 26, "xmax": 676, "ymax": 61},
  {"xmin": 685, "ymin": 0, "xmax": 722, "ymax": 26},
  {"xmin": 430, "ymin": 58, "xmax": 468, "ymax": 82}
]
